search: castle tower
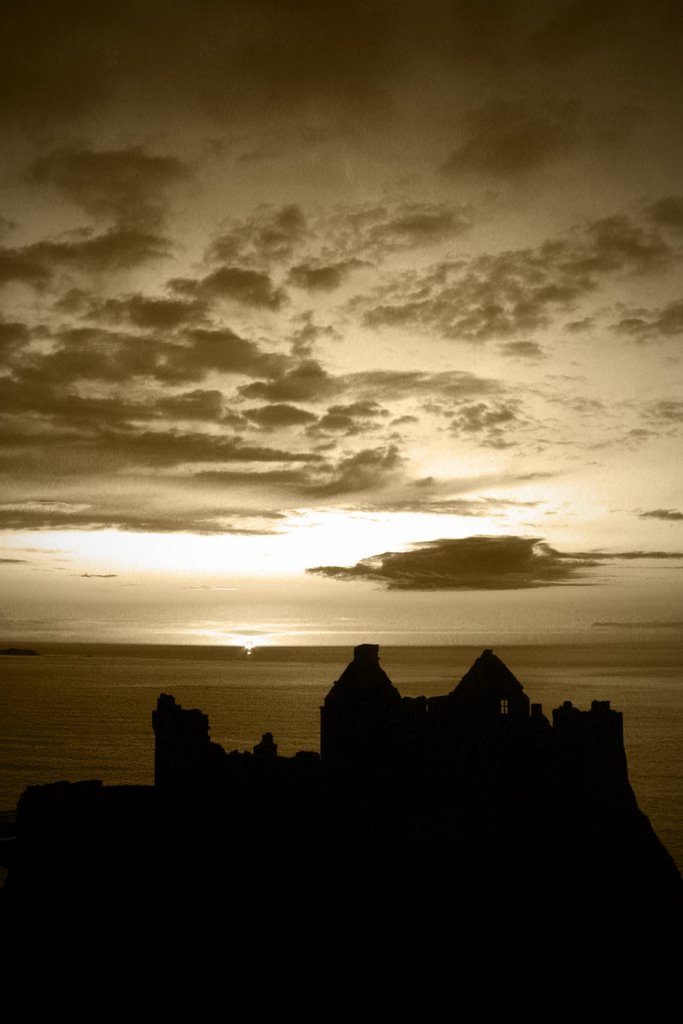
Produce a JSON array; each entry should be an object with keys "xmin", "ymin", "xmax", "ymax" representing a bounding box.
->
[
  {"xmin": 320, "ymin": 644, "xmax": 404, "ymax": 766},
  {"xmin": 152, "ymin": 693, "xmax": 212, "ymax": 790}
]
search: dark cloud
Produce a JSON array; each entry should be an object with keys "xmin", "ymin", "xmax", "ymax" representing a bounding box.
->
[
  {"xmin": 0, "ymin": 415, "xmax": 322, "ymax": 474},
  {"xmin": 287, "ymin": 260, "xmax": 365, "ymax": 292},
  {"xmin": 307, "ymin": 535, "xmax": 601, "ymax": 590},
  {"xmin": 311, "ymin": 401, "xmax": 389, "ymax": 437},
  {"xmin": 66, "ymin": 428, "xmax": 322, "ymax": 470},
  {"xmin": 306, "ymin": 445, "xmax": 403, "ymax": 497},
  {"xmin": 0, "ymin": 215, "xmax": 17, "ymax": 238},
  {"xmin": 643, "ymin": 400, "xmax": 683, "ymax": 425},
  {"xmin": 239, "ymin": 359, "xmax": 339, "ymax": 403},
  {"xmin": 359, "ymin": 213, "xmax": 673, "ymax": 341},
  {"xmin": 12, "ymin": 327, "xmax": 173, "ymax": 386},
  {"xmin": 209, "ymin": 205, "xmax": 308, "ymax": 266},
  {"xmin": 0, "ymin": 228, "xmax": 172, "ymax": 290},
  {"xmin": 25, "ymin": 146, "xmax": 189, "ymax": 230},
  {"xmin": 8, "ymin": 325, "xmax": 288, "ymax": 391},
  {"xmin": 170, "ymin": 266, "xmax": 285, "ymax": 310},
  {"xmin": 243, "ymin": 403, "xmax": 317, "ymax": 430},
  {"xmin": 79, "ymin": 573, "xmax": 118, "ymax": 579},
  {"xmin": 0, "ymin": 557, "xmax": 30, "ymax": 564},
  {"xmin": 87, "ymin": 293, "xmax": 210, "ymax": 330},
  {"xmin": 644, "ymin": 196, "xmax": 683, "ymax": 230},
  {"xmin": 638, "ymin": 508, "xmax": 683, "ymax": 522},
  {"xmin": 442, "ymin": 99, "xmax": 578, "ymax": 179},
  {"xmin": 2, "ymin": 0, "xmax": 681, "ymax": 133},
  {"xmin": 499, "ymin": 340, "xmax": 545, "ymax": 359},
  {"xmin": 193, "ymin": 468, "xmax": 309, "ymax": 489},
  {"xmin": 154, "ymin": 389, "xmax": 235, "ymax": 424},
  {"xmin": 359, "ymin": 203, "xmax": 471, "ymax": 253},
  {"xmin": 450, "ymin": 401, "xmax": 523, "ymax": 448},
  {"xmin": 344, "ymin": 369, "xmax": 503, "ymax": 403},
  {"xmin": 612, "ymin": 298, "xmax": 683, "ymax": 340},
  {"xmin": 0, "ymin": 500, "xmax": 286, "ymax": 535},
  {"xmin": 0, "ymin": 318, "xmax": 31, "ymax": 361},
  {"xmin": 176, "ymin": 329, "xmax": 288, "ymax": 381},
  {"xmin": 527, "ymin": 0, "xmax": 624, "ymax": 62}
]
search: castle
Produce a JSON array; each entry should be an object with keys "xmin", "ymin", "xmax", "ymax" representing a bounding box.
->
[
  {"xmin": 3, "ymin": 645, "xmax": 681, "ymax": 1022},
  {"xmin": 153, "ymin": 644, "xmax": 631, "ymax": 810}
]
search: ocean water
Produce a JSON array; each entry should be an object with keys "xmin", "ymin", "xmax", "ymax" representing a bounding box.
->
[{"xmin": 1, "ymin": 641, "xmax": 681, "ymax": 873}]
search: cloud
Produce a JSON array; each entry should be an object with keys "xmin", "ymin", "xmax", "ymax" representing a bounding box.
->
[
  {"xmin": 79, "ymin": 573, "xmax": 118, "ymax": 579},
  {"xmin": 182, "ymin": 586, "xmax": 237, "ymax": 591},
  {"xmin": 326, "ymin": 202, "xmax": 472, "ymax": 264},
  {"xmin": 643, "ymin": 400, "xmax": 683, "ymax": 425},
  {"xmin": 449, "ymin": 401, "xmax": 523, "ymax": 448},
  {"xmin": 305, "ymin": 445, "xmax": 403, "ymax": 497},
  {"xmin": 170, "ymin": 266, "xmax": 285, "ymax": 310},
  {"xmin": 441, "ymin": 99, "xmax": 578, "ymax": 179},
  {"xmin": 174, "ymin": 329, "xmax": 288, "ymax": 381},
  {"xmin": 344, "ymin": 369, "xmax": 503, "ymax": 403},
  {"xmin": 0, "ymin": 415, "xmax": 323, "ymax": 475},
  {"xmin": 603, "ymin": 550, "xmax": 683, "ymax": 560},
  {"xmin": 593, "ymin": 620, "xmax": 683, "ymax": 630},
  {"xmin": 25, "ymin": 146, "xmax": 189, "ymax": 229},
  {"xmin": 527, "ymin": 1, "xmax": 624, "ymax": 61},
  {"xmin": 154, "ymin": 389, "xmax": 236, "ymax": 424},
  {"xmin": 239, "ymin": 359, "xmax": 339, "ymax": 403},
  {"xmin": 612, "ymin": 298, "xmax": 683, "ymax": 340},
  {"xmin": 243, "ymin": 403, "xmax": 318, "ymax": 430},
  {"xmin": 0, "ymin": 318, "xmax": 31, "ymax": 361},
  {"xmin": 2, "ymin": 0, "xmax": 680, "ymax": 134},
  {"xmin": 644, "ymin": 195, "xmax": 683, "ymax": 230},
  {"xmin": 310, "ymin": 401, "xmax": 389, "ymax": 436},
  {"xmin": 638, "ymin": 508, "xmax": 683, "ymax": 522},
  {"xmin": 360, "ymin": 203, "xmax": 471, "ymax": 253},
  {"xmin": 8, "ymin": 326, "xmax": 288, "ymax": 391},
  {"xmin": 498, "ymin": 340, "xmax": 545, "ymax": 359},
  {"xmin": 307, "ymin": 535, "xmax": 602, "ymax": 590},
  {"xmin": 0, "ymin": 501, "xmax": 286, "ymax": 535},
  {"xmin": 0, "ymin": 228, "xmax": 172, "ymax": 290},
  {"xmin": 86, "ymin": 293, "xmax": 210, "ymax": 330},
  {"xmin": 358, "ymin": 213, "xmax": 674, "ymax": 342},
  {"xmin": 209, "ymin": 205, "xmax": 308, "ymax": 266},
  {"xmin": 0, "ymin": 557, "xmax": 30, "ymax": 564},
  {"xmin": 70, "ymin": 428, "xmax": 322, "ymax": 470},
  {"xmin": 287, "ymin": 259, "xmax": 365, "ymax": 292}
]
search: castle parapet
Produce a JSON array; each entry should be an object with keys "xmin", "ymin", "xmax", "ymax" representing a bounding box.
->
[{"xmin": 552, "ymin": 698, "xmax": 630, "ymax": 799}]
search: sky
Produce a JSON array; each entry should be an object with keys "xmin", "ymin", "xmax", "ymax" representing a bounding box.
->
[{"xmin": 1, "ymin": 0, "xmax": 682, "ymax": 646}]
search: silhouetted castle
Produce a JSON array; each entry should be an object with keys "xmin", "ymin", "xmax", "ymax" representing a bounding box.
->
[
  {"xmin": 153, "ymin": 644, "xmax": 632, "ymax": 811},
  {"xmin": 2, "ymin": 646, "xmax": 682, "ymax": 1022}
]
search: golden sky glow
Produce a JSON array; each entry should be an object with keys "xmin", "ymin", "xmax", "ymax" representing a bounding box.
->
[{"xmin": 1, "ymin": 1, "xmax": 682, "ymax": 643}]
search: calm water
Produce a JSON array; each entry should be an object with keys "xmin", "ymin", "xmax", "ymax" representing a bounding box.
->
[{"xmin": 1, "ymin": 641, "xmax": 681, "ymax": 873}]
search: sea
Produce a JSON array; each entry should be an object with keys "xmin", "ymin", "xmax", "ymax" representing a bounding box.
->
[{"xmin": 1, "ymin": 641, "xmax": 681, "ymax": 875}]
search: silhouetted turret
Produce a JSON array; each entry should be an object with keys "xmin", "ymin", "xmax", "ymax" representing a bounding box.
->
[
  {"xmin": 152, "ymin": 693, "xmax": 213, "ymax": 790},
  {"xmin": 320, "ymin": 643, "xmax": 404, "ymax": 767}
]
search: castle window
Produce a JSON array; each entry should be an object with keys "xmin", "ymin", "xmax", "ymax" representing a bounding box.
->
[{"xmin": 500, "ymin": 699, "xmax": 509, "ymax": 715}]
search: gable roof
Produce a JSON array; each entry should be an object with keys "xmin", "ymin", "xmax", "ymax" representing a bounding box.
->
[{"xmin": 448, "ymin": 649, "xmax": 528, "ymax": 704}]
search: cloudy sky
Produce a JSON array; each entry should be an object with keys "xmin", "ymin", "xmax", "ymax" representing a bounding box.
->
[{"xmin": 1, "ymin": 0, "xmax": 682, "ymax": 645}]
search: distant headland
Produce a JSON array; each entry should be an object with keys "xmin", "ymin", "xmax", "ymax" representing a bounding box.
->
[{"xmin": 0, "ymin": 648, "xmax": 38, "ymax": 656}]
